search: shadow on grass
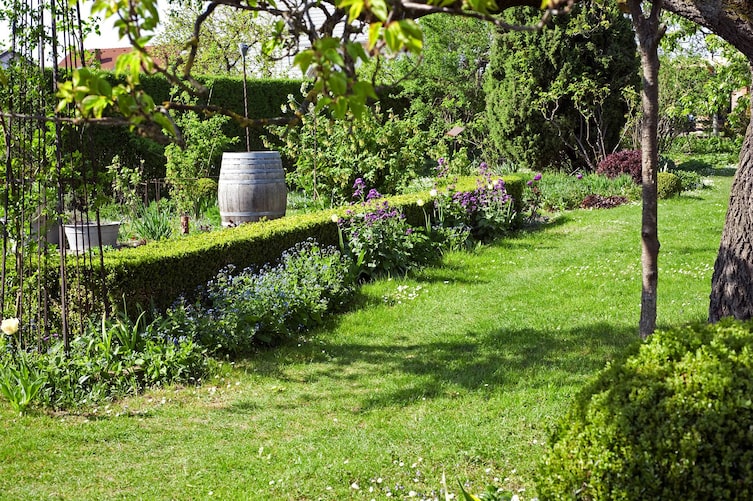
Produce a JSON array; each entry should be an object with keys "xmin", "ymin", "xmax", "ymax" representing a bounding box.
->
[
  {"xmin": 227, "ymin": 321, "xmax": 639, "ymax": 414},
  {"xmin": 713, "ymin": 167, "xmax": 737, "ymax": 177}
]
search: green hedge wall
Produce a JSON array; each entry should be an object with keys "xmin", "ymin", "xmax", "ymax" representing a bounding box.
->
[
  {"xmin": 48, "ymin": 68, "xmax": 410, "ymax": 180},
  {"xmin": 64, "ymin": 176, "xmax": 525, "ymax": 318},
  {"xmin": 55, "ymin": 70, "xmax": 305, "ymax": 179}
]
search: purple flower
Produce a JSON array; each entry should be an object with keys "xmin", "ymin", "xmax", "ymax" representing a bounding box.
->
[
  {"xmin": 576, "ymin": 173, "xmax": 583, "ymax": 180},
  {"xmin": 366, "ymin": 188, "xmax": 381, "ymax": 201},
  {"xmin": 436, "ymin": 157, "xmax": 450, "ymax": 178},
  {"xmin": 527, "ymin": 180, "xmax": 533, "ymax": 186},
  {"xmin": 352, "ymin": 178, "xmax": 366, "ymax": 199},
  {"xmin": 533, "ymin": 173, "xmax": 542, "ymax": 181}
]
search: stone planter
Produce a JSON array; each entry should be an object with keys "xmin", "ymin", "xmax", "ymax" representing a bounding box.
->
[{"xmin": 63, "ymin": 221, "xmax": 120, "ymax": 251}]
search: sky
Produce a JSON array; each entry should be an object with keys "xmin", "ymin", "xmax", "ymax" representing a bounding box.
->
[
  {"xmin": 81, "ymin": 0, "xmax": 168, "ymax": 49},
  {"xmin": 0, "ymin": 0, "xmax": 168, "ymax": 53}
]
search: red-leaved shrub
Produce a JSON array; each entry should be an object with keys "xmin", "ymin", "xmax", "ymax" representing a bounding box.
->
[{"xmin": 596, "ymin": 150, "xmax": 642, "ymax": 183}]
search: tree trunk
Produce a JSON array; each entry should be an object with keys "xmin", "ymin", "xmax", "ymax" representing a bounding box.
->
[
  {"xmin": 629, "ymin": 0, "xmax": 664, "ymax": 338},
  {"xmin": 657, "ymin": 2, "xmax": 753, "ymax": 321},
  {"xmin": 709, "ymin": 85, "xmax": 753, "ymax": 322}
]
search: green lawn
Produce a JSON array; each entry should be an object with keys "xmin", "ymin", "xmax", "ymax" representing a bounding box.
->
[{"xmin": 0, "ymin": 173, "xmax": 732, "ymax": 500}]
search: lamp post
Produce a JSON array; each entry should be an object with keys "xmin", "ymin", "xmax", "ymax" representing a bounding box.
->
[{"xmin": 239, "ymin": 42, "xmax": 251, "ymax": 152}]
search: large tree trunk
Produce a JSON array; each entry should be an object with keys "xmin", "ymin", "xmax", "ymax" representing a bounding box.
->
[
  {"xmin": 630, "ymin": 0, "xmax": 664, "ymax": 338},
  {"xmin": 709, "ymin": 94, "xmax": 753, "ymax": 322},
  {"xmin": 659, "ymin": 0, "xmax": 753, "ymax": 323}
]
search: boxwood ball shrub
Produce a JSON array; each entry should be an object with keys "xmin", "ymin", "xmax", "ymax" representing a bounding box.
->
[
  {"xmin": 537, "ymin": 320, "xmax": 753, "ymax": 500},
  {"xmin": 596, "ymin": 149, "xmax": 642, "ymax": 184},
  {"xmin": 657, "ymin": 171, "xmax": 683, "ymax": 199}
]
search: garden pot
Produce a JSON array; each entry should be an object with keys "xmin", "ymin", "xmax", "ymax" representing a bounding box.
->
[
  {"xmin": 0, "ymin": 216, "xmax": 59, "ymax": 251},
  {"xmin": 63, "ymin": 221, "xmax": 120, "ymax": 251},
  {"xmin": 218, "ymin": 151, "xmax": 287, "ymax": 227}
]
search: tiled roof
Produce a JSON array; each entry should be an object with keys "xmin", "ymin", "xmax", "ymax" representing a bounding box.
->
[{"xmin": 57, "ymin": 46, "xmax": 164, "ymax": 71}]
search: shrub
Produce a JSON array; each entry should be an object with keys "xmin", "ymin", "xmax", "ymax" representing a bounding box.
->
[
  {"xmin": 0, "ymin": 313, "xmax": 211, "ymax": 411},
  {"xmin": 430, "ymin": 163, "xmax": 516, "ymax": 242},
  {"xmin": 484, "ymin": 2, "xmax": 638, "ymax": 171},
  {"xmin": 267, "ymin": 104, "xmax": 434, "ymax": 205},
  {"xmin": 338, "ymin": 181, "xmax": 427, "ymax": 280},
  {"xmin": 537, "ymin": 320, "xmax": 753, "ymax": 500},
  {"xmin": 670, "ymin": 169, "xmax": 704, "ymax": 192},
  {"xmin": 537, "ymin": 173, "xmax": 638, "ymax": 212},
  {"xmin": 165, "ymin": 239, "xmax": 355, "ymax": 354},
  {"xmin": 657, "ymin": 171, "xmax": 683, "ymax": 199},
  {"xmin": 596, "ymin": 149, "xmax": 642, "ymax": 183},
  {"xmin": 131, "ymin": 201, "xmax": 174, "ymax": 241},
  {"xmin": 195, "ymin": 177, "xmax": 219, "ymax": 215}
]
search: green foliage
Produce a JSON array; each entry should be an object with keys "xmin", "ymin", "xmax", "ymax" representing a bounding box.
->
[
  {"xmin": 0, "ymin": 313, "xmax": 211, "ymax": 411},
  {"xmin": 338, "ymin": 184, "xmax": 428, "ymax": 280},
  {"xmin": 657, "ymin": 171, "xmax": 683, "ymax": 199},
  {"xmin": 107, "ymin": 154, "xmax": 144, "ymax": 217},
  {"xmin": 195, "ymin": 178, "xmax": 219, "ymax": 214},
  {"xmin": 484, "ymin": 1, "xmax": 639, "ymax": 171},
  {"xmin": 537, "ymin": 172, "xmax": 639, "ymax": 211},
  {"xmin": 0, "ymin": 351, "xmax": 46, "ymax": 415},
  {"xmin": 538, "ymin": 319, "xmax": 753, "ymax": 500},
  {"xmin": 669, "ymin": 169, "xmax": 704, "ymax": 192},
  {"xmin": 131, "ymin": 201, "xmax": 174, "ymax": 241},
  {"xmin": 659, "ymin": 19, "xmax": 750, "ymax": 142},
  {"xmin": 165, "ymin": 239, "xmax": 355, "ymax": 354},
  {"xmin": 164, "ymin": 98, "xmax": 238, "ymax": 218},
  {"xmin": 267, "ymin": 104, "xmax": 433, "ymax": 204},
  {"xmin": 373, "ymin": 15, "xmax": 493, "ymax": 163}
]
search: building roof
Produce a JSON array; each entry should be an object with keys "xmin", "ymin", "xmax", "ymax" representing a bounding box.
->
[
  {"xmin": 57, "ymin": 47, "xmax": 164, "ymax": 71},
  {"xmin": 0, "ymin": 50, "xmax": 22, "ymax": 68}
]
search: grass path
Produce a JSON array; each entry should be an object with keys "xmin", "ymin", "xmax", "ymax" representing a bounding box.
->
[{"xmin": 0, "ymin": 174, "xmax": 732, "ymax": 500}]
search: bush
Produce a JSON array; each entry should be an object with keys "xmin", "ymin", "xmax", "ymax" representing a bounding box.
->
[
  {"xmin": 537, "ymin": 320, "xmax": 753, "ymax": 500},
  {"xmin": 267, "ymin": 104, "xmax": 434, "ymax": 205},
  {"xmin": 484, "ymin": 2, "xmax": 638, "ymax": 171},
  {"xmin": 596, "ymin": 149, "xmax": 642, "ymax": 183},
  {"xmin": 671, "ymin": 169, "xmax": 704, "ymax": 192},
  {"xmin": 164, "ymin": 239, "xmax": 355, "ymax": 354},
  {"xmin": 537, "ymin": 172, "xmax": 639, "ymax": 212},
  {"xmin": 338, "ymin": 181, "xmax": 428, "ymax": 280},
  {"xmin": 657, "ymin": 171, "xmax": 683, "ymax": 199},
  {"xmin": 0, "ymin": 313, "xmax": 211, "ymax": 411},
  {"xmin": 131, "ymin": 201, "xmax": 174, "ymax": 241}
]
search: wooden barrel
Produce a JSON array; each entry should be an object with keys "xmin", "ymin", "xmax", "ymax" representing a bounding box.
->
[{"xmin": 218, "ymin": 151, "xmax": 287, "ymax": 227}]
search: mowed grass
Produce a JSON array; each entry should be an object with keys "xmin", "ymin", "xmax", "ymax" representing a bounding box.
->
[{"xmin": 0, "ymin": 173, "xmax": 732, "ymax": 500}]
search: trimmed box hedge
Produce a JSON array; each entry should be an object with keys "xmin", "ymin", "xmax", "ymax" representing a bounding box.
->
[{"xmin": 64, "ymin": 176, "xmax": 524, "ymax": 318}]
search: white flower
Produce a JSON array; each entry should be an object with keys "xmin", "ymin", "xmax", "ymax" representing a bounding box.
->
[
  {"xmin": 416, "ymin": 199, "xmax": 424, "ymax": 207},
  {"xmin": 331, "ymin": 214, "xmax": 340, "ymax": 223},
  {"xmin": 429, "ymin": 189, "xmax": 438, "ymax": 197},
  {"xmin": 1, "ymin": 317, "xmax": 19, "ymax": 335}
]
